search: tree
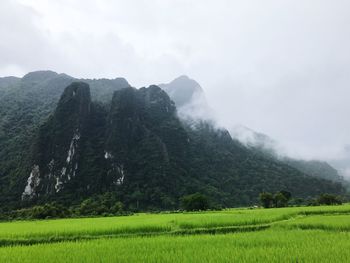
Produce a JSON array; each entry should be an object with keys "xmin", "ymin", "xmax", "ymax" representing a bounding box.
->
[
  {"xmin": 317, "ymin": 194, "xmax": 342, "ymax": 205},
  {"xmin": 259, "ymin": 192, "xmax": 274, "ymax": 208},
  {"xmin": 111, "ymin": 201, "xmax": 124, "ymax": 214},
  {"xmin": 279, "ymin": 190, "xmax": 292, "ymax": 201},
  {"xmin": 274, "ymin": 192, "xmax": 288, "ymax": 207},
  {"xmin": 290, "ymin": 197, "xmax": 305, "ymax": 206},
  {"xmin": 180, "ymin": 193, "xmax": 210, "ymax": 211},
  {"xmin": 78, "ymin": 198, "xmax": 100, "ymax": 215}
]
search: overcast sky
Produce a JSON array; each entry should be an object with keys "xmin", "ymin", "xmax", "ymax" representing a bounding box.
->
[{"xmin": 1, "ymin": 0, "xmax": 350, "ymax": 162}]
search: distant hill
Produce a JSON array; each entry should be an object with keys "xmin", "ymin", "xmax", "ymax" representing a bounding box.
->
[
  {"xmin": 229, "ymin": 125, "xmax": 348, "ymax": 185},
  {"xmin": 160, "ymin": 75, "xmax": 349, "ymax": 187}
]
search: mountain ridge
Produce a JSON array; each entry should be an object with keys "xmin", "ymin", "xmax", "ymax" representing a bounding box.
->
[{"xmin": 0, "ymin": 71, "xmax": 346, "ymax": 210}]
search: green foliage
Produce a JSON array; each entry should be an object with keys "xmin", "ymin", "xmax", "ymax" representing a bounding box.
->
[
  {"xmin": 317, "ymin": 194, "xmax": 342, "ymax": 205},
  {"xmin": 0, "ymin": 71, "xmax": 346, "ymax": 212},
  {"xmin": 284, "ymin": 158, "xmax": 346, "ymax": 183},
  {"xmin": 180, "ymin": 193, "xmax": 210, "ymax": 211},
  {"xmin": 260, "ymin": 191, "xmax": 293, "ymax": 208},
  {"xmin": 2, "ymin": 229, "xmax": 350, "ymax": 262},
  {"xmin": 10, "ymin": 202, "xmax": 71, "ymax": 219},
  {"xmin": 1, "ymin": 205, "xmax": 350, "ymax": 262},
  {"xmin": 77, "ymin": 193, "xmax": 124, "ymax": 216},
  {"xmin": 259, "ymin": 192, "xmax": 274, "ymax": 208},
  {"xmin": 0, "ymin": 72, "xmax": 128, "ymax": 208},
  {"xmin": 279, "ymin": 190, "xmax": 292, "ymax": 201},
  {"xmin": 274, "ymin": 192, "xmax": 288, "ymax": 208}
]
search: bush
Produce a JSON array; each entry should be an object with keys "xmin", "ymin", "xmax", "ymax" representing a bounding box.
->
[
  {"xmin": 180, "ymin": 193, "xmax": 210, "ymax": 211},
  {"xmin": 260, "ymin": 191, "xmax": 292, "ymax": 208},
  {"xmin": 317, "ymin": 194, "xmax": 342, "ymax": 205},
  {"xmin": 12, "ymin": 202, "xmax": 71, "ymax": 219},
  {"xmin": 274, "ymin": 192, "xmax": 288, "ymax": 207},
  {"xmin": 259, "ymin": 192, "xmax": 274, "ymax": 208},
  {"xmin": 77, "ymin": 193, "xmax": 124, "ymax": 216}
]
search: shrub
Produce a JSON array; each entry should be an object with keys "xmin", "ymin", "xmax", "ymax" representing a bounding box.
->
[
  {"xmin": 180, "ymin": 193, "xmax": 210, "ymax": 211},
  {"xmin": 317, "ymin": 194, "xmax": 342, "ymax": 205},
  {"xmin": 259, "ymin": 192, "xmax": 274, "ymax": 208}
]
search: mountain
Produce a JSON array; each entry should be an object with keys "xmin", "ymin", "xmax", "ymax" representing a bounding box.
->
[
  {"xmin": 0, "ymin": 72, "xmax": 346, "ymax": 210},
  {"xmin": 23, "ymin": 82, "xmax": 93, "ymax": 199},
  {"xmin": 159, "ymin": 75, "xmax": 214, "ymax": 121},
  {"xmin": 0, "ymin": 76, "xmax": 20, "ymax": 91},
  {"xmin": 229, "ymin": 125, "xmax": 279, "ymax": 158},
  {"xmin": 328, "ymin": 146, "xmax": 350, "ymax": 181},
  {"xmin": 284, "ymin": 159, "xmax": 345, "ymax": 183},
  {"xmin": 158, "ymin": 75, "xmax": 204, "ymax": 108},
  {"xmin": 160, "ymin": 76, "xmax": 349, "ymax": 187},
  {"xmin": 230, "ymin": 125, "xmax": 348, "ymax": 185},
  {"xmin": 0, "ymin": 71, "xmax": 129, "ymax": 208}
]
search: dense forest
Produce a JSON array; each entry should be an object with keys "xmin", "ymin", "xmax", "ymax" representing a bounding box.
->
[{"xmin": 0, "ymin": 71, "xmax": 346, "ymax": 212}]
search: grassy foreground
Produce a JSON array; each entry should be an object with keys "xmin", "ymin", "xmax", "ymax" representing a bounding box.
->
[{"xmin": 1, "ymin": 204, "xmax": 350, "ymax": 262}]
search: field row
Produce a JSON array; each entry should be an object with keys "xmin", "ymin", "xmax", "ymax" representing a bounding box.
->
[
  {"xmin": 1, "ymin": 229, "xmax": 350, "ymax": 262},
  {"xmin": 1, "ymin": 205, "xmax": 350, "ymax": 262},
  {"xmin": 0, "ymin": 204, "xmax": 349, "ymax": 243}
]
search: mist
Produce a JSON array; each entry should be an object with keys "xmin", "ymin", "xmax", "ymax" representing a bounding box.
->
[{"xmin": 1, "ymin": 0, "xmax": 350, "ymax": 170}]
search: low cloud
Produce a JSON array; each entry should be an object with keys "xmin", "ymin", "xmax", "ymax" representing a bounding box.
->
[{"xmin": 1, "ymin": 0, "xmax": 349, "ymax": 167}]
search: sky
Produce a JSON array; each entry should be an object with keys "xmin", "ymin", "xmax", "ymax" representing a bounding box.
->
[{"xmin": 1, "ymin": 0, "xmax": 350, "ymax": 164}]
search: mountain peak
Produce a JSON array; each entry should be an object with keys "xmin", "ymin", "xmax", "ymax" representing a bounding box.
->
[
  {"xmin": 22, "ymin": 70, "xmax": 59, "ymax": 82},
  {"xmin": 168, "ymin": 75, "xmax": 202, "ymax": 91},
  {"xmin": 55, "ymin": 82, "xmax": 92, "ymax": 124},
  {"xmin": 172, "ymin": 75, "xmax": 192, "ymax": 82},
  {"xmin": 158, "ymin": 75, "xmax": 203, "ymax": 107}
]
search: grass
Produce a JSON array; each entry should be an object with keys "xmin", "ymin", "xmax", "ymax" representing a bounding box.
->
[
  {"xmin": 2, "ymin": 205, "xmax": 350, "ymax": 241},
  {"xmin": 1, "ymin": 230, "xmax": 350, "ymax": 262},
  {"xmin": 1, "ymin": 204, "xmax": 350, "ymax": 262},
  {"xmin": 281, "ymin": 214, "xmax": 350, "ymax": 231}
]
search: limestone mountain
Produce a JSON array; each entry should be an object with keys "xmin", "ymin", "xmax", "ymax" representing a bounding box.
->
[
  {"xmin": 158, "ymin": 75, "xmax": 204, "ymax": 108},
  {"xmin": 0, "ymin": 71, "xmax": 129, "ymax": 207},
  {"xmin": 17, "ymin": 82, "xmax": 345, "ymax": 210},
  {"xmin": 0, "ymin": 72, "xmax": 346, "ymax": 210},
  {"xmin": 23, "ymin": 82, "xmax": 93, "ymax": 199},
  {"xmin": 159, "ymin": 75, "xmax": 214, "ymax": 121},
  {"xmin": 160, "ymin": 76, "xmax": 348, "ymax": 187}
]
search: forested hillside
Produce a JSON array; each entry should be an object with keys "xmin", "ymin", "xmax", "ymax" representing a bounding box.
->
[{"xmin": 0, "ymin": 72, "xmax": 346, "ymax": 210}]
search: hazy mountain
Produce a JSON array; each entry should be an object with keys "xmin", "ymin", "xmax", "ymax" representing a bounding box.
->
[
  {"xmin": 229, "ymin": 125, "xmax": 280, "ymax": 157},
  {"xmin": 0, "ymin": 76, "xmax": 20, "ymax": 91},
  {"xmin": 159, "ymin": 75, "xmax": 204, "ymax": 108},
  {"xmin": 327, "ymin": 146, "xmax": 350, "ymax": 180},
  {"xmin": 159, "ymin": 75, "xmax": 215, "ymax": 122},
  {"xmin": 230, "ymin": 125, "xmax": 348, "ymax": 185},
  {"xmin": 160, "ymin": 76, "xmax": 349, "ymax": 186},
  {"xmin": 0, "ymin": 72, "xmax": 345, "ymax": 210}
]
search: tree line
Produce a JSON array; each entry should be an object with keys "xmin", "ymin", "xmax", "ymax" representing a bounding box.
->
[{"xmin": 259, "ymin": 191, "xmax": 343, "ymax": 208}]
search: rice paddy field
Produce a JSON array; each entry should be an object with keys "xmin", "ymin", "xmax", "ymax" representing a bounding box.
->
[{"xmin": 1, "ymin": 204, "xmax": 350, "ymax": 262}]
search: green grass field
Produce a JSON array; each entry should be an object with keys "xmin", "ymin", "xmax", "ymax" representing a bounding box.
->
[{"xmin": 1, "ymin": 204, "xmax": 350, "ymax": 262}]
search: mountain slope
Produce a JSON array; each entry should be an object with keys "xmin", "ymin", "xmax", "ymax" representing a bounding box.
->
[
  {"xmin": 0, "ymin": 71, "xmax": 130, "ymax": 208},
  {"xmin": 16, "ymin": 83, "xmax": 345, "ymax": 210},
  {"xmin": 159, "ymin": 76, "xmax": 348, "ymax": 186},
  {"xmin": 0, "ymin": 73, "xmax": 346, "ymax": 210},
  {"xmin": 23, "ymin": 82, "xmax": 93, "ymax": 199}
]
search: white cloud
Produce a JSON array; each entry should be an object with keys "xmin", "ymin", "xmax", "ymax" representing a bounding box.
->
[{"xmin": 1, "ymin": 0, "xmax": 350, "ymax": 162}]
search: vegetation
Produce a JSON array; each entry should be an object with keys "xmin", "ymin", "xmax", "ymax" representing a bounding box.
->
[
  {"xmin": 317, "ymin": 193, "xmax": 343, "ymax": 205},
  {"xmin": 259, "ymin": 191, "xmax": 342, "ymax": 208},
  {"xmin": 0, "ymin": 204, "xmax": 350, "ymax": 262},
  {"xmin": 1, "ymin": 193, "xmax": 127, "ymax": 220},
  {"xmin": 180, "ymin": 193, "xmax": 210, "ymax": 211},
  {"xmin": 259, "ymin": 191, "xmax": 291, "ymax": 208},
  {"xmin": 0, "ymin": 71, "xmax": 347, "ymax": 212}
]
